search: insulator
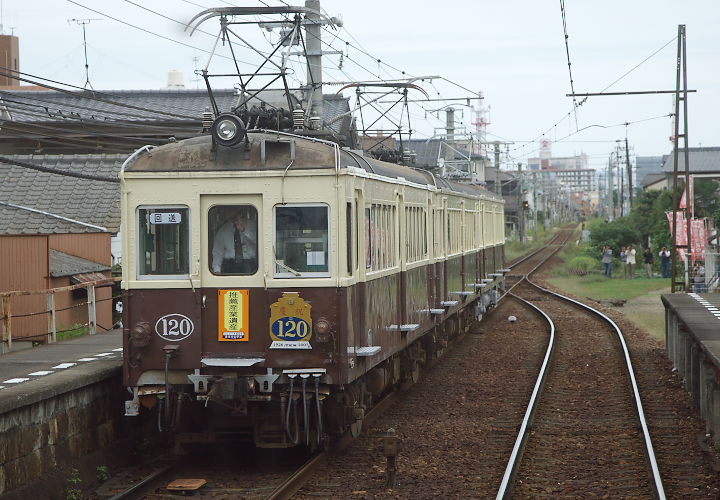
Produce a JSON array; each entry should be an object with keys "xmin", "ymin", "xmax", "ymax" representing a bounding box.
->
[
  {"xmin": 308, "ymin": 115, "xmax": 321, "ymax": 130},
  {"xmin": 293, "ymin": 108, "xmax": 305, "ymax": 130},
  {"xmin": 201, "ymin": 107, "xmax": 213, "ymax": 132}
]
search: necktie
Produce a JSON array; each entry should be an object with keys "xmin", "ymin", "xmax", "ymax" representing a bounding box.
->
[{"xmin": 234, "ymin": 227, "xmax": 243, "ymax": 260}]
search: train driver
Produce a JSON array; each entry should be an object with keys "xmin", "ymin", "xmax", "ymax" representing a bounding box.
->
[{"xmin": 211, "ymin": 209, "xmax": 258, "ymax": 274}]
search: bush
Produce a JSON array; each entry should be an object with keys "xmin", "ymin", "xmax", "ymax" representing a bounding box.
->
[
  {"xmin": 566, "ymin": 256, "xmax": 598, "ymax": 275},
  {"xmin": 588, "ymin": 218, "xmax": 641, "ymax": 254}
]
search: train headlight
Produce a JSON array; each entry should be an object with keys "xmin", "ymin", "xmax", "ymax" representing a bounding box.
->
[
  {"xmin": 314, "ymin": 317, "xmax": 331, "ymax": 343},
  {"xmin": 130, "ymin": 321, "xmax": 151, "ymax": 348},
  {"xmin": 211, "ymin": 113, "xmax": 246, "ymax": 147}
]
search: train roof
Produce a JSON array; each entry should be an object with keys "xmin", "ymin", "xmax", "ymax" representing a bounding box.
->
[{"xmin": 124, "ymin": 131, "xmax": 501, "ymax": 201}]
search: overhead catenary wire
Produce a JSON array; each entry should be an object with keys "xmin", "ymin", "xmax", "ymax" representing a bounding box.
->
[
  {"xmin": 509, "ymin": 34, "xmax": 678, "ymax": 157},
  {"xmin": 559, "ymin": 0, "xmax": 579, "ymax": 130}
]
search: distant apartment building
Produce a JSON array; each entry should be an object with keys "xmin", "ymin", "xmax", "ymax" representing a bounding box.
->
[{"xmin": 527, "ymin": 141, "xmax": 596, "ymax": 194}]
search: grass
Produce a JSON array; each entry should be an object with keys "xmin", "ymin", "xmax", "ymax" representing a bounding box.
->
[
  {"xmin": 506, "ymin": 226, "xmax": 561, "ymax": 262},
  {"xmin": 57, "ymin": 323, "xmax": 90, "ymax": 341},
  {"xmin": 547, "ymin": 275, "xmax": 670, "ymax": 302},
  {"xmin": 547, "ymin": 270, "xmax": 670, "ymax": 343}
]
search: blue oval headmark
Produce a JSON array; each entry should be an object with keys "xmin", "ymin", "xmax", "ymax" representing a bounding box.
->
[{"xmin": 270, "ymin": 316, "xmax": 311, "ymax": 341}]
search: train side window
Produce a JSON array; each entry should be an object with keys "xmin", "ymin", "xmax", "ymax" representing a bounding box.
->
[
  {"xmin": 346, "ymin": 202, "xmax": 353, "ymax": 275},
  {"xmin": 274, "ymin": 204, "xmax": 329, "ymax": 277},
  {"xmin": 365, "ymin": 207, "xmax": 372, "ymax": 269},
  {"xmin": 209, "ymin": 205, "xmax": 258, "ymax": 275},
  {"xmin": 137, "ymin": 206, "xmax": 190, "ymax": 278}
]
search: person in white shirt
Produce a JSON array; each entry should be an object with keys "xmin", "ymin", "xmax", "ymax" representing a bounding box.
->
[
  {"xmin": 212, "ymin": 211, "xmax": 258, "ymax": 273},
  {"xmin": 626, "ymin": 245, "xmax": 637, "ymax": 279}
]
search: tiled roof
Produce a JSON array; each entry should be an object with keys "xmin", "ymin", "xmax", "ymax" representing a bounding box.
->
[
  {"xmin": 661, "ymin": 147, "xmax": 720, "ymax": 173},
  {"xmin": 50, "ymin": 249, "xmax": 110, "ymax": 278},
  {"xmin": 0, "ymin": 153, "xmax": 123, "ymax": 235},
  {"xmin": 404, "ymin": 139, "xmax": 441, "ymax": 168},
  {"xmin": 1, "ymin": 88, "xmax": 235, "ymax": 123},
  {"xmin": 0, "ymin": 88, "xmax": 350, "ymax": 133},
  {"xmin": 640, "ymin": 173, "xmax": 666, "ymax": 187}
]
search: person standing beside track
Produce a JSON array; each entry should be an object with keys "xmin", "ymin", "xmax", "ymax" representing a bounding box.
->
[
  {"xmin": 620, "ymin": 247, "xmax": 628, "ymax": 279},
  {"xmin": 659, "ymin": 247, "xmax": 671, "ymax": 278},
  {"xmin": 601, "ymin": 245, "xmax": 613, "ymax": 278},
  {"xmin": 626, "ymin": 245, "xmax": 637, "ymax": 279},
  {"xmin": 643, "ymin": 247, "xmax": 654, "ymax": 279}
]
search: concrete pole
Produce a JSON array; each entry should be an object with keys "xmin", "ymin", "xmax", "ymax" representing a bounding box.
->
[
  {"xmin": 625, "ymin": 136, "xmax": 633, "ymax": 209},
  {"xmin": 606, "ymin": 155, "xmax": 614, "ymax": 220},
  {"xmin": 494, "ymin": 141, "xmax": 501, "ymax": 196},
  {"xmin": 532, "ymin": 172, "xmax": 538, "ymax": 241},
  {"xmin": 446, "ymin": 108, "xmax": 455, "ymax": 141},
  {"xmin": 305, "ymin": 0, "xmax": 323, "ymax": 123},
  {"xmin": 517, "ymin": 163, "xmax": 525, "ymax": 243}
]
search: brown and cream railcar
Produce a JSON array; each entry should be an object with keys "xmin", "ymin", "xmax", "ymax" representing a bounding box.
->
[{"xmin": 121, "ymin": 131, "xmax": 505, "ymax": 448}]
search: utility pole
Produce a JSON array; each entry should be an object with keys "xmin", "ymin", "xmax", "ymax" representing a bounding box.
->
[
  {"xmin": 517, "ymin": 163, "xmax": 525, "ymax": 243},
  {"xmin": 304, "ymin": 0, "xmax": 323, "ymax": 123},
  {"xmin": 532, "ymin": 171, "xmax": 538, "ymax": 240},
  {"xmin": 625, "ymin": 136, "xmax": 633, "ymax": 209},
  {"xmin": 490, "ymin": 140, "xmax": 514, "ymax": 196},
  {"xmin": 494, "ymin": 142, "xmax": 501, "ymax": 196},
  {"xmin": 616, "ymin": 144, "xmax": 624, "ymax": 216},
  {"xmin": 670, "ymin": 24, "xmax": 692, "ymax": 293},
  {"xmin": 606, "ymin": 154, "xmax": 614, "ymax": 220}
]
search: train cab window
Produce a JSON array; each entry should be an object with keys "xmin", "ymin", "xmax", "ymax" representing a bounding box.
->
[
  {"xmin": 274, "ymin": 204, "xmax": 329, "ymax": 277},
  {"xmin": 209, "ymin": 205, "xmax": 259, "ymax": 275},
  {"xmin": 137, "ymin": 206, "xmax": 190, "ymax": 278}
]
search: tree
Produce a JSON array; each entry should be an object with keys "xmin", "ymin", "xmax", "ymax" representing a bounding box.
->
[{"xmin": 588, "ymin": 218, "xmax": 641, "ymax": 254}]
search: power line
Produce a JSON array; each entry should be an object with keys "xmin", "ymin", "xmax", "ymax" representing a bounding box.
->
[
  {"xmin": 0, "ymin": 156, "xmax": 120, "ymax": 183},
  {"xmin": 559, "ymin": 0, "xmax": 578, "ymax": 129},
  {"xmin": 509, "ymin": 35, "xmax": 678, "ymax": 156},
  {"xmin": 0, "ymin": 66, "xmax": 202, "ymax": 120}
]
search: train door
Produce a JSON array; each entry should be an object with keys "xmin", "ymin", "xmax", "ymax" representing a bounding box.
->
[{"xmin": 199, "ymin": 194, "xmax": 263, "ymax": 356}]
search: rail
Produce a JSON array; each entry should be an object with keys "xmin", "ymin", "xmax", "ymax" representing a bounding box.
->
[
  {"xmin": 495, "ymin": 293, "xmax": 556, "ymax": 499},
  {"xmin": 0, "ymin": 277, "xmax": 121, "ymax": 351},
  {"xmin": 495, "ymin": 228, "xmax": 666, "ymax": 499}
]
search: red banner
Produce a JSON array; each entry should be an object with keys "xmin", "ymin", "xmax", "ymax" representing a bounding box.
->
[
  {"xmin": 666, "ymin": 211, "xmax": 707, "ymax": 262},
  {"xmin": 691, "ymin": 218, "xmax": 707, "ymax": 262},
  {"xmin": 679, "ymin": 175, "xmax": 694, "ymax": 214}
]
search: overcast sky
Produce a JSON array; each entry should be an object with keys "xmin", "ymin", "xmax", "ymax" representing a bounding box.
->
[{"xmin": 5, "ymin": 1, "xmax": 719, "ymax": 170}]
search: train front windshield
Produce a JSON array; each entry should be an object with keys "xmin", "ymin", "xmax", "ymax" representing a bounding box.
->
[{"xmin": 209, "ymin": 205, "xmax": 259, "ymax": 275}]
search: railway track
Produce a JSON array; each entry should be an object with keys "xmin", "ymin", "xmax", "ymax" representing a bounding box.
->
[
  {"xmin": 102, "ymin": 229, "xmax": 720, "ymax": 498},
  {"xmin": 496, "ymin": 228, "xmax": 665, "ymax": 498},
  {"xmin": 99, "ymin": 386, "xmax": 400, "ymax": 499}
]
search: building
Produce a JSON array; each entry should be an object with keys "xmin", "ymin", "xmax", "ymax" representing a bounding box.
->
[
  {"xmin": 0, "ymin": 154, "xmax": 123, "ymax": 344},
  {"xmin": 636, "ymin": 155, "xmax": 665, "ymax": 188},
  {"xmin": 527, "ymin": 143, "xmax": 596, "ymax": 194},
  {"xmin": 659, "ymin": 147, "xmax": 720, "ymax": 187}
]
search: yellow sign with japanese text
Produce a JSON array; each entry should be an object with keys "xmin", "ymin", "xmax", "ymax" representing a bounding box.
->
[{"xmin": 218, "ymin": 289, "xmax": 250, "ymax": 341}]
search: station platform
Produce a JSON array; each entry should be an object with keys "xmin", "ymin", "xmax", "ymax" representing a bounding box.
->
[
  {"xmin": 662, "ymin": 293, "xmax": 720, "ymax": 444},
  {"xmin": 0, "ymin": 329, "xmax": 125, "ymax": 497},
  {"xmin": 0, "ymin": 329, "xmax": 122, "ymax": 410}
]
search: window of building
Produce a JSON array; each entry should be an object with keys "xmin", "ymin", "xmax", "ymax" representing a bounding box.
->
[
  {"xmin": 275, "ymin": 204, "xmax": 329, "ymax": 277},
  {"xmin": 137, "ymin": 206, "xmax": 190, "ymax": 278},
  {"xmin": 209, "ymin": 205, "xmax": 258, "ymax": 275}
]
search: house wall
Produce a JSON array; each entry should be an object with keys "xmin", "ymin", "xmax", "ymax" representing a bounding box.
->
[
  {"xmin": 0, "ymin": 235, "xmax": 49, "ymax": 340},
  {"xmin": 0, "ymin": 233, "xmax": 113, "ymax": 342}
]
